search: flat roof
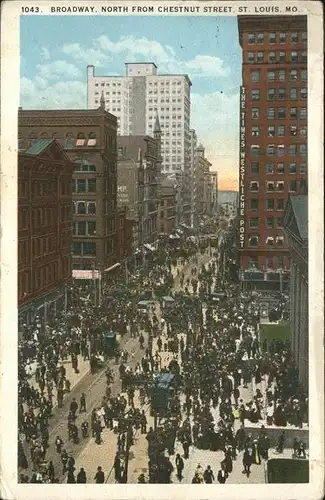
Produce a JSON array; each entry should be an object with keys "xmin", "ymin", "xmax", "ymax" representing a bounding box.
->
[{"xmin": 125, "ymin": 62, "xmax": 157, "ymax": 68}]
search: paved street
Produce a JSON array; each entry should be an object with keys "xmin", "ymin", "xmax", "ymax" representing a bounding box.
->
[{"xmin": 19, "ymin": 244, "xmax": 303, "ymax": 485}]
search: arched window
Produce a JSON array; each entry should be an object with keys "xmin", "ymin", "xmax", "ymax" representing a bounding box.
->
[
  {"xmin": 76, "ymin": 132, "xmax": 86, "ymax": 147},
  {"xmin": 65, "ymin": 133, "xmax": 74, "ymax": 149},
  {"xmin": 74, "ymin": 155, "xmax": 90, "ymax": 172},
  {"xmin": 29, "ymin": 133, "xmax": 37, "ymax": 147},
  {"xmin": 88, "ymin": 132, "xmax": 96, "ymax": 147},
  {"xmin": 39, "ymin": 132, "xmax": 49, "ymax": 139}
]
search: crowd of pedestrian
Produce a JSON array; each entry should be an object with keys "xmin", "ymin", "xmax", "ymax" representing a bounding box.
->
[{"xmin": 18, "ymin": 223, "xmax": 308, "ymax": 484}]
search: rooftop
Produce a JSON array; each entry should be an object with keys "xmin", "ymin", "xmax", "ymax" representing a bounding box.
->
[
  {"xmin": 24, "ymin": 138, "xmax": 54, "ymax": 156},
  {"xmin": 290, "ymin": 195, "xmax": 308, "ymax": 240}
]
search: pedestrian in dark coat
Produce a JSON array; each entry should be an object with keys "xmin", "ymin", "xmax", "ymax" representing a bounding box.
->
[
  {"xmin": 243, "ymin": 447, "xmax": 252, "ymax": 476},
  {"xmin": 217, "ymin": 463, "xmax": 228, "ymax": 484},
  {"xmin": 77, "ymin": 468, "xmax": 87, "ymax": 483},
  {"xmin": 114, "ymin": 454, "xmax": 122, "ymax": 482},
  {"xmin": 175, "ymin": 453, "xmax": 184, "ymax": 481},
  {"xmin": 94, "ymin": 466, "xmax": 105, "ymax": 483}
]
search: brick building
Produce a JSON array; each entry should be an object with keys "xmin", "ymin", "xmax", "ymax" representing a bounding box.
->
[
  {"xmin": 158, "ymin": 176, "xmax": 177, "ymax": 235},
  {"xmin": 116, "ymin": 207, "xmax": 133, "ymax": 261},
  {"xmin": 117, "ymin": 132, "xmax": 160, "ymax": 249},
  {"xmin": 18, "ymin": 139, "xmax": 74, "ymax": 327},
  {"xmin": 18, "ymin": 100, "xmax": 119, "ymax": 278},
  {"xmin": 238, "ymin": 16, "xmax": 307, "ymax": 290}
]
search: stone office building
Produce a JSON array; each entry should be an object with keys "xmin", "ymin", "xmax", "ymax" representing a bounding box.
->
[
  {"xmin": 283, "ymin": 194, "xmax": 308, "ymax": 391},
  {"xmin": 18, "ymin": 99, "xmax": 119, "ymax": 277}
]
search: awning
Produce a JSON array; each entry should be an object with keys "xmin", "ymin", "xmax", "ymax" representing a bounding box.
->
[
  {"xmin": 143, "ymin": 243, "xmax": 155, "ymax": 252},
  {"xmin": 104, "ymin": 263, "xmax": 121, "ymax": 272},
  {"xmin": 72, "ymin": 270, "xmax": 101, "ymax": 280}
]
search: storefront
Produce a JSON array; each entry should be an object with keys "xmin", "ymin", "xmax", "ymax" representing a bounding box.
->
[{"xmin": 18, "ymin": 284, "xmax": 66, "ymax": 331}]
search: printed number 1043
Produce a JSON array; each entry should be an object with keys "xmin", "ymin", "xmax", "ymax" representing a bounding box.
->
[{"xmin": 21, "ymin": 7, "xmax": 40, "ymax": 13}]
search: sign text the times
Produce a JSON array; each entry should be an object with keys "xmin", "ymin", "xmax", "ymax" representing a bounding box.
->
[{"xmin": 239, "ymin": 86, "xmax": 245, "ymax": 249}]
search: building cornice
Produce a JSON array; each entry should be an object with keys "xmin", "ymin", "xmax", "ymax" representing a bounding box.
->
[{"xmin": 19, "ymin": 109, "xmax": 117, "ymax": 127}]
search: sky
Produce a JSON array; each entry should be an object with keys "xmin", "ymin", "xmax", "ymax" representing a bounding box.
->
[{"xmin": 20, "ymin": 16, "xmax": 241, "ymax": 190}]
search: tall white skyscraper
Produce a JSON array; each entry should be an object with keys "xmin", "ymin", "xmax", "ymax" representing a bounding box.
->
[{"xmin": 87, "ymin": 63, "xmax": 191, "ymax": 176}]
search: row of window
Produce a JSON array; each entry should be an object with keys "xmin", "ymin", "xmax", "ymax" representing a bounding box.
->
[
  {"xmin": 147, "ymin": 98, "xmax": 184, "ymax": 104},
  {"xmin": 249, "ymin": 179, "xmax": 307, "ymax": 192},
  {"xmin": 73, "ymin": 221, "xmax": 96, "ymax": 236},
  {"xmin": 73, "ymin": 201, "xmax": 96, "ymax": 215},
  {"xmin": 247, "ymin": 31, "xmax": 307, "ymax": 44},
  {"xmin": 148, "ymin": 115, "xmax": 183, "ymax": 120},
  {"xmin": 148, "ymin": 107, "xmax": 182, "ymax": 112},
  {"xmin": 18, "ymin": 260, "xmax": 67, "ymax": 298},
  {"xmin": 249, "ymin": 194, "xmax": 302, "ymax": 211},
  {"xmin": 247, "ymin": 235, "xmax": 284, "ymax": 247},
  {"xmin": 250, "ymin": 144, "xmax": 307, "ymax": 156},
  {"xmin": 250, "ymin": 161, "xmax": 306, "ymax": 174},
  {"xmin": 251, "ymin": 87, "xmax": 307, "ymax": 100},
  {"xmin": 251, "ymin": 69, "xmax": 307, "ymax": 82},
  {"xmin": 247, "ymin": 256, "xmax": 287, "ymax": 270},
  {"xmin": 247, "ymin": 50, "xmax": 306, "ymax": 64},
  {"xmin": 95, "ymin": 81, "xmax": 122, "ymax": 87},
  {"xmin": 251, "ymin": 106, "xmax": 306, "ymax": 120},
  {"xmin": 71, "ymin": 179, "xmax": 97, "ymax": 194},
  {"xmin": 248, "ymin": 216, "xmax": 283, "ymax": 228},
  {"xmin": 148, "ymin": 123, "xmax": 183, "ymax": 129},
  {"xmin": 72, "ymin": 241, "xmax": 97, "ymax": 257},
  {"xmin": 148, "ymin": 81, "xmax": 182, "ymax": 86},
  {"xmin": 251, "ymin": 124, "xmax": 307, "ymax": 137}
]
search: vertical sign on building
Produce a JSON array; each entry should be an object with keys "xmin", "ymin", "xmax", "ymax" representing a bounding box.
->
[{"xmin": 239, "ymin": 86, "xmax": 246, "ymax": 249}]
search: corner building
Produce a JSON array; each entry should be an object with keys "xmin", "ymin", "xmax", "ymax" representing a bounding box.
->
[
  {"xmin": 237, "ymin": 16, "xmax": 307, "ymax": 290},
  {"xmin": 18, "ymin": 106, "xmax": 118, "ymax": 276}
]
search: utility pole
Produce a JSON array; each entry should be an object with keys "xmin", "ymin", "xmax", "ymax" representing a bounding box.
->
[
  {"xmin": 64, "ymin": 282, "xmax": 68, "ymax": 313},
  {"xmin": 98, "ymin": 273, "xmax": 102, "ymax": 305},
  {"xmin": 125, "ymin": 259, "xmax": 129, "ymax": 285},
  {"xmin": 92, "ymin": 261, "xmax": 96, "ymax": 307}
]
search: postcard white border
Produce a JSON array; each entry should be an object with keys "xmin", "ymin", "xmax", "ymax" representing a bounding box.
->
[{"xmin": 0, "ymin": 1, "xmax": 324, "ymax": 499}]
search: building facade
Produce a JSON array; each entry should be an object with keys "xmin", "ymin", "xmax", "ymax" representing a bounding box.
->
[
  {"xmin": 87, "ymin": 62, "xmax": 192, "ymax": 177},
  {"xmin": 18, "ymin": 105, "xmax": 118, "ymax": 277},
  {"xmin": 283, "ymin": 195, "xmax": 308, "ymax": 391},
  {"xmin": 158, "ymin": 176, "xmax": 177, "ymax": 236},
  {"xmin": 193, "ymin": 144, "xmax": 212, "ymax": 225},
  {"xmin": 238, "ymin": 16, "xmax": 307, "ymax": 290},
  {"xmin": 189, "ymin": 129, "xmax": 198, "ymax": 227},
  {"xmin": 210, "ymin": 172, "xmax": 218, "ymax": 214},
  {"xmin": 116, "ymin": 207, "xmax": 133, "ymax": 262},
  {"xmin": 18, "ymin": 139, "xmax": 74, "ymax": 327},
  {"xmin": 117, "ymin": 134, "xmax": 160, "ymax": 248}
]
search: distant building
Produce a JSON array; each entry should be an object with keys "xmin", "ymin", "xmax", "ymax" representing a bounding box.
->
[
  {"xmin": 18, "ymin": 139, "xmax": 74, "ymax": 327},
  {"xmin": 18, "ymin": 104, "xmax": 118, "ymax": 278},
  {"xmin": 117, "ymin": 132, "xmax": 160, "ymax": 249},
  {"xmin": 283, "ymin": 194, "xmax": 308, "ymax": 390},
  {"xmin": 193, "ymin": 144, "xmax": 212, "ymax": 225},
  {"xmin": 87, "ymin": 63, "xmax": 191, "ymax": 177},
  {"xmin": 210, "ymin": 172, "xmax": 218, "ymax": 214},
  {"xmin": 219, "ymin": 191, "xmax": 238, "ymax": 218},
  {"xmin": 158, "ymin": 176, "xmax": 177, "ymax": 236},
  {"xmin": 237, "ymin": 16, "xmax": 307, "ymax": 289},
  {"xmin": 189, "ymin": 129, "xmax": 198, "ymax": 226},
  {"xmin": 218, "ymin": 191, "xmax": 238, "ymax": 206}
]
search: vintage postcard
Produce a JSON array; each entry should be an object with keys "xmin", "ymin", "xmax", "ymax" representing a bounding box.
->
[{"xmin": 0, "ymin": 1, "xmax": 324, "ymax": 499}]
